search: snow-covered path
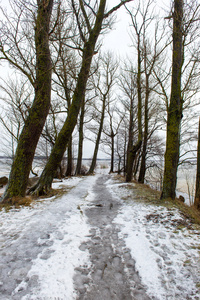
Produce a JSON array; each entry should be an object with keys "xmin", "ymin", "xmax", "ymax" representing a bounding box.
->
[
  {"xmin": 0, "ymin": 173, "xmax": 200, "ymax": 299},
  {"xmin": 0, "ymin": 176, "xmax": 95, "ymax": 299},
  {"xmin": 73, "ymin": 174, "xmax": 150, "ymax": 300}
]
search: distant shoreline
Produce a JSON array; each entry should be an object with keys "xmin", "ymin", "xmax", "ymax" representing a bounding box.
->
[{"xmin": 0, "ymin": 156, "xmax": 110, "ymax": 161}]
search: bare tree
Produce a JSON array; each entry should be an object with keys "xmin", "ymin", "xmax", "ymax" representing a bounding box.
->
[
  {"xmin": 0, "ymin": 77, "xmax": 33, "ymax": 156},
  {"xmin": 161, "ymin": 0, "xmax": 184, "ymax": 200},
  {"xmin": 161, "ymin": 0, "xmax": 200, "ymax": 200},
  {"xmin": 51, "ymin": 3, "xmax": 80, "ymax": 176},
  {"xmin": 103, "ymin": 101, "xmax": 124, "ymax": 173},
  {"xmin": 138, "ymin": 14, "xmax": 166, "ymax": 183},
  {"xmin": 88, "ymin": 52, "xmax": 118, "ymax": 174},
  {"xmin": 75, "ymin": 89, "xmax": 95, "ymax": 175},
  {"xmin": 118, "ymin": 62, "xmax": 138, "ymax": 178},
  {"xmin": 30, "ymin": 0, "xmax": 133, "ymax": 195},
  {"xmin": 124, "ymin": 1, "xmax": 155, "ymax": 182},
  {"xmin": 1, "ymin": 0, "xmax": 54, "ymax": 202}
]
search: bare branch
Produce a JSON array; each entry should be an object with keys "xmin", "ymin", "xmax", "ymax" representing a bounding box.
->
[
  {"xmin": 104, "ymin": 0, "xmax": 134, "ymax": 18},
  {"xmin": 71, "ymin": 0, "xmax": 86, "ymax": 43},
  {"xmin": 79, "ymin": 0, "xmax": 91, "ymax": 32}
]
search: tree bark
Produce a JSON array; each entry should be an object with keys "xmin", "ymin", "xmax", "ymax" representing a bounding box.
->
[
  {"xmin": 161, "ymin": 0, "xmax": 183, "ymax": 200},
  {"xmin": 133, "ymin": 150, "xmax": 141, "ymax": 179},
  {"xmin": 138, "ymin": 139, "xmax": 147, "ymax": 183},
  {"xmin": 76, "ymin": 99, "xmax": 85, "ymax": 175},
  {"xmin": 126, "ymin": 36, "xmax": 142, "ymax": 182},
  {"xmin": 194, "ymin": 117, "xmax": 200, "ymax": 209},
  {"xmin": 138, "ymin": 74, "xmax": 150, "ymax": 183},
  {"xmin": 126, "ymin": 140, "xmax": 142, "ymax": 182},
  {"xmin": 30, "ymin": 0, "xmax": 107, "ymax": 195},
  {"xmin": 1, "ymin": 0, "xmax": 53, "ymax": 202},
  {"xmin": 117, "ymin": 156, "xmax": 122, "ymax": 174},
  {"xmin": 125, "ymin": 87, "xmax": 135, "ymax": 181},
  {"xmin": 65, "ymin": 136, "xmax": 73, "ymax": 176},
  {"xmin": 110, "ymin": 130, "xmax": 115, "ymax": 173}
]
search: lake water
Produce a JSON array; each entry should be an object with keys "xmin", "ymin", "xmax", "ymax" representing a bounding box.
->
[{"xmin": 0, "ymin": 158, "xmax": 196, "ymax": 206}]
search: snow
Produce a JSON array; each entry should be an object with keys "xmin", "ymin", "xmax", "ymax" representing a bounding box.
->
[
  {"xmin": 20, "ymin": 176, "xmax": 96, "ymax": 299},
  {"xmin": 20, "ymin": 211, "xmax": 90, "ymax": 299},
  {"xmin": 0, "ymin": 173, "xmax": 200, "ymax": 299},
  {"xmin": 0, "ymin": 176, "xmax": 97, "ymax": 299},
  {"xmin": 107, "ymin": 178, "xmax": 200, "ymax": 299}
]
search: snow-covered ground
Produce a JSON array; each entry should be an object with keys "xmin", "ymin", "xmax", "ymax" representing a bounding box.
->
[
  {"xmin": 0, "ymin": 158, "xmax": 195, "ymax": 205},
  {"xmin": 107, "ymin": 179, "xmax": 200, "ymax": 299},
  {"xmin": 0, "ymin": 176, "xmax": 95, "ymax": 299},
  {"xmin": 0, "ymin": 172, "xmax": 200, "ymax": 299}
]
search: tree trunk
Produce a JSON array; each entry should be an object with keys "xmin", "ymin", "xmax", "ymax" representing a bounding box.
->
[
  {"xmin": 88, "ymin": 95, "xmax": 106, "ymax": 174},
  {"xmin": 118, "ymin": 156, "xmax": 121, "ymax": 174},
  {"xmin": 65, "ymin": 136, "xmax": 73, "ymax": 176},
  {"xmin": 133, "ymin": 150, "xmax": 141, "ymax": 179},
  {"xmin": 125, "ymin": 92, "xmax": 134, "ymax": 181},
  {"xmin": 138, "ymin": 141, "xmax": 146, "ymax": 183},
  {"xmin": 126, "ymin": 140, "xmax": 142, "ymax": 182},
  {"xmin": 161, "ymin": 0, "xmax": 183, "ymax": 200},
  {"xmin": 110, "ymin": 131, "xmax": 114, "ymax": 173},
  {"xmin": 30, "ymin": 0, "xmax": 107, "ymax": 195},
  {"xmin": 1, "ymin": 0, "xmax": 53, "ymax": 202},
  {"xmin": 123, "ymin": 131, "xmax": 127, "ymax": 176},
  {"xmin": 76, "ymin": 99, "xmax": 85, "ymax": 175},
  {"xmin": 126, "ymin": 146, "xmax": 135, "ymax": 182},
  {"xmin": 194, "ymin": 117, "xmax": 200, "ymax": 209},
  {"xmin": 138, "ymin": 74, "xmax": 150, "ymax": 183},
  {"xmin": 126, "ymin": 36, "xmax": 142, "ymax": 182}
]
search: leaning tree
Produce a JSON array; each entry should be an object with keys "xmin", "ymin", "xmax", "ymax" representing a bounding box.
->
[
  {"xmin": 29, "ymin": 0, "xmax": 134, "ymax": 195},
  {"xmin": 1, "ymin": 0, "xmax": 54, "ymax": 202}
]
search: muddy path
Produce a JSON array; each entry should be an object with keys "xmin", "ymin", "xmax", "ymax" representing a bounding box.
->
[{"xmin": 74, "ymin": 174, "xmax": 150, "ymax": 300}]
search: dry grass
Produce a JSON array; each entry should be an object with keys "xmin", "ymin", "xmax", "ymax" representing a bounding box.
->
[
  {"xmin": 173, "ymin": 199, "xmax": 200, "ymax": 225},
  {"xmin": 0, "ymin": 186, "xmax": 74, "ymax": 211},
  {"xmin": 114, "ymin": 174, "xmax": 200, "ymax": 225},
  {"xmin": 0, "ymin": 195, "xmax": 35, "ymax": 211}
]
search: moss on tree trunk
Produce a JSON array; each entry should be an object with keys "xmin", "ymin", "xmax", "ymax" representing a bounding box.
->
[
  {"xmin": 161, "ymin": 0, "xmax": 183, "ymax": 200},
  {"xmin": 1, "ymin": 0, "xmax": 53, "ymax": 202}
]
